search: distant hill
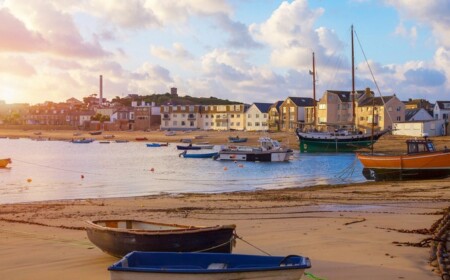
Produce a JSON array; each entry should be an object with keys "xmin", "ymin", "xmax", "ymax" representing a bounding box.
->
[{"xmin": 112, "ymin": 93, "xmax": 242, "ymax": 107}]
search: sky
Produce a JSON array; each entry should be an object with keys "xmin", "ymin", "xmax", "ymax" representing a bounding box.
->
[{"xmin": 0, "ymin": 0, "xmax": 449, "ymax": 105}]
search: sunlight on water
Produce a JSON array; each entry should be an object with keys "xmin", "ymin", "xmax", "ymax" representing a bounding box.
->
[{"xmin": 0, "ymin": 138, "xmax": 365, "ymax": 204}]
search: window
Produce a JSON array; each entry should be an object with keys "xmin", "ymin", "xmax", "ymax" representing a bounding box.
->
[
  {"xmin": 173, "ymin": 114, "xmax": 177, "ymax": 118},
  {"xmin": 181, "ymin": 106, "xmax": 186, "ymax": 111},
  {"xmin": 236, "ymin": 122, "xmax": 240, "ymax": 126},
  {"xmin": 397, "ymin": 106, "xmax": 401, "ymax": 111},
  {"xmin": 237, "ymin": 114, "xmax": 240, "ymax": 118},
  {"xmin": 263, "ymin": 114, "xmax": 267, "ymax": 118},
  {"xmin": 230, "ymin": 122, "xmax": 234, "ymax": 126},
  {"xmin": 190, "ymin": 121, "xmax": 194, "ymax": 127},
  {"xmin": 319, "ymin": 104, "xmax": 327, "ymax": 110},
  {"xmin": 290, "ymin": 107, "xmax": 295, "ymax": 113},
  {"xmin": 248, "ymin": 114, "xmax": 251, "ymax": 118},
  {"xmin": 173, "ymin": 121, "xmax": 177, "ymax": 126},
  {"xmin": 256, "ymin": 114, "xmax": 259, "ymax": 118},
  {"xmin": 248, "ymin": 122, "xmax": 252, "ymax": 126},
  {"xmin": 230, "ymin": 114, "xmax": 234, "ymax": 118},
  {"xmin": 181, "ymin": 121, "xmax": 185, "ymax": 126},
  {"xmin": 396, "ymin": 116, "xmax": 401, "ymax": 121},
  {"xmin": 283, "ymin": 107, "xmax": 287, "ymax": 113},
  {"xmin": 255, "ymin": 122, "xmax": 260, "ymax": 126}
]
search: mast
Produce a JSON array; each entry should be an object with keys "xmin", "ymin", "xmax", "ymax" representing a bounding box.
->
[
  {"xmin": 312, "ymin": 52, "xmax": 317, "ymax": 128},
  {"xmin": 351, "ymin": 25, "xmax": 356, "ymax": 129}
]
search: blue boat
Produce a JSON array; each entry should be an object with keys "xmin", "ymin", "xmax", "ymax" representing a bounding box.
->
[
  {"xmin": 179, "ymin": 151, "xmax": 219, "ymax": 158},
  {"xmin": 147, "ymin": 143, "xmax": 169, "ymax": 147},
  {"xmin": 108, "ymin": 251, "xmax": 311, "ymax": 280}
]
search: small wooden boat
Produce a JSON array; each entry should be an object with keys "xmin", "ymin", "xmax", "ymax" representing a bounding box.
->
[
  {"xmin": 0, "ymin": 158, "xmax": 12, "ymax": 168},
  {"xmin": 71, "ymin": 138, "xmax": 94, "ymax": 143},
  {"xmin": 108, "ymin": 251, "xmax": 311, "ymax": 280},
  {"xmin": 135, "ymin": 137, "xmax": 148, "ymax": 141},
  {"xmin": 165, "ymin": 131, "xmax": 176, "ymax": 136},
  {"xmin": 146, "ymin": 143, "xmax": 169, "ymax": 147},
  {"xmin": 179, "ymin": 151, "xmax": 219, "ymax": 158},
  {"xmin": 228, "ymin": 136, "xmax": 247, "ymax": 143},
  {"xmin": 99, "ymin": 141, "xmax": 111, "ymax": 144},
  {"xmin": 195, "ymin": 144, "xmax": 214, "ymax": 149},
  {"xmin": 115, "ymin": 140, "xmax": 129, "ymax": 143},
  {"xmin": 177, "ymin": 145, "xmax": 201, "ymax": 150},
  {"xmin": 86, "ymin": 220, "xmax": 236, "ymax": 258},
  {"xmin": 103, "ymin": 134, "xmax": 115, "ymax": 139},
  {"xmin": 357, "ymin": 136, "xmax": 450, "ymax": 181},
  {"xmin": 89, "ymin": 131, "xmax": 102, "ymax": 135}
]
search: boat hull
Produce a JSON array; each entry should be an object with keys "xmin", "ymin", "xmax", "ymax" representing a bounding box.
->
[
  {"xmin": 296, "ymin": 129, "xmax": 387, "ymax": 153},
  {"xmin": 86, "ymin": 220, "xmax": 236, "ymax": 258},
  {"xmin": 216, "ymin": 150, "xmax": 292, "ymax": 162},
  {"xmin": 177, "ymin": 145, "xmax": 201, "ymax": 150},
  {"xmin": 109, "ymin": 252, "xmax": 311, "ymax": 280},
  {"xmin": 0, "ymin": 158, "xmax": 11, "ymax": 168},
  {"xmin": 357, "ymin": 151, "xmax": 450, "ymax": 181},
  {"xmin": 181, "ymin": 152, "xmax": 219, "ymax": 158}
]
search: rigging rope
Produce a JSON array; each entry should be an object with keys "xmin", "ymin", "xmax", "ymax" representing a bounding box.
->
[
  {"xmin": 353, "ymin": 28, "xmax": 394, "ymax": 125},
  {"xmin": 234, "ymin": 234, "xmax": 272, "ymax": 256}
]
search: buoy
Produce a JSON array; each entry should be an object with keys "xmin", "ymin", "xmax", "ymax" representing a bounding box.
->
[
  {"xmin": 150, "ymin": 168, "xmax": 154, "ymax": 172},
  {"xmin": 81, "ymin": 175, "xmax": 84, "ymax": 179},
  {"xmin": 223, "ymin": 167, "xmax": 228, "ymax": 171},
  {"xmin": 27, "ymin": 178, "xmax": 32, "ymax": 183},
  {"xmin": 233, "ymin": 160, "xmax": 237, "ymax": 163},
  {"xmin": 238, "ymin": 164, "xmax": 244, "ymax": 168}
]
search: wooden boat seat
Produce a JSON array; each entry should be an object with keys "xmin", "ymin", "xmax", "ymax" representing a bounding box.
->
[{"xmin": 207, "ymin": 263, "xmax": 228, "ymax": 269}]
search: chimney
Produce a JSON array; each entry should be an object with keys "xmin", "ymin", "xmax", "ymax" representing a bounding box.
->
[{"xmin": 99, "ymin": 75, "xmax": 103, "ymax": 107}]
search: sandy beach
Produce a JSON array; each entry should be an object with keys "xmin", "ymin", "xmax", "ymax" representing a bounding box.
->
[
  {"xmin": 1, "ymin": 128, "xmax": 450, "ymax": 279},
  {"xmin": 0, "ymin": 180, "xmax": 448, "ymax": 280}
]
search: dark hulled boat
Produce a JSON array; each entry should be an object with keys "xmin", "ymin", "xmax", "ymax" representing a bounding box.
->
[{"xmin": 86, "ymin": 220, "xmax": 236, "ymax": 258}]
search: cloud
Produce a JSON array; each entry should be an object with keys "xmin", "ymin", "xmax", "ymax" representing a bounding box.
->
[
  {"xmin": 404, "ymin": 67, "xmax": 446, "ymax": 87},
  {"xmin": 3, "ymin": 1, "xmax": 109, "ymax": 58},
  {"xmin": 385, "ymin": 0, "xmax": 450, "ymax": 47},
  {"xmin": 0, "ymin": 55, "xmax": 36, "ymax": 76},
  {"xmin": 0, "ymin": 8, "xmax": 47, "ymax": 52},
  {"xmin": 393, "ymin": 22, "xmax": 418, "ymax": 44},
  {"xmin": 150, "ymin": 43, "xmax": 195, "ymax": 61},
  {"xmin": 213, "ymin": 13, "xmax": 261, "ymax": 49}
]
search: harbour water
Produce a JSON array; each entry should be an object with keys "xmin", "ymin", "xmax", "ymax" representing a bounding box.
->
[{"xmin": 0, "ymin": 138, "xmax": 365, "ymax": 204}]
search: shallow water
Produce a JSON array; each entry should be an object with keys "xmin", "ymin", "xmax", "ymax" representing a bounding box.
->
[{"xmin": 0, "ymin": 138, "xmax": 365, "ymax": 204}]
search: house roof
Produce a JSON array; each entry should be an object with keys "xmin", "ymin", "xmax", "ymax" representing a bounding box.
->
[
  {"xmin": 253, "ymin": 103, "xmax": 273, "ymax": 113},
  {"xmin": 436, "ymin": 101, "xmax": 450, "ymax": 110},
  {"xmin": 326, "ymin": 90, "xmax": 370, "ymax": 102},
  {"xmin": 358, "ymin": 96, "xmax": 394, "ymax": 107},
  {"xmin": 405, "ymin": 109, "xmax": 419, "ymax": 121},
  {"xmin": 288, "ymin": 97, "xmax": 314, "ymax": 107}
]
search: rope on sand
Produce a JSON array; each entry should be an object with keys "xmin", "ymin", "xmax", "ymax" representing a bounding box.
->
[{"xmin": 428, "ymin": 207, "xmax": 450, "ymax": 279}]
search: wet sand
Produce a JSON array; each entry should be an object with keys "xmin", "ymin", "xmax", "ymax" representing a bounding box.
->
[{"xmin": 0, "ymin": 180, "xmax": 449, "ymax": 280}]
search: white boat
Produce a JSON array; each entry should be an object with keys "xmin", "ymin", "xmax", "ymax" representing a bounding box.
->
[
  {"xmin": 215, "ymin": 137, "xmax": 293, "ymax": 162},
  {"xmin": 108, "ymin": 251, "xmax": 311, "ymax": 280}
]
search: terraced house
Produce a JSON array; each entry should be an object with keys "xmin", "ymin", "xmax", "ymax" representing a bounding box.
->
[
  {"xmin": 279, "ymin": 97, "xmax": 315, "ymax": 132},
  {"xmin": 201, "ymin": 104, "xmax": 246, "ymax": 131},
  {"xmin": 160, "ymin": 105, "xmax": 202, "ymax": 130}
]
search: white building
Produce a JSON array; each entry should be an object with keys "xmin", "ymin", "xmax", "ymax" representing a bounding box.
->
[
  {"xmin": 245, "ymin": 103, "xmax": 272, "ymax": 131},
  {"xmin": 393, "ymin": 119, "xmax": 446, "ymax": 137},
  {"xmin": 160, "ymin": 105, "xmax": 201, "ymax": 131},
  {"xmin": 434, "ymin": 101, "xmax": 450, "ymax": 121}
]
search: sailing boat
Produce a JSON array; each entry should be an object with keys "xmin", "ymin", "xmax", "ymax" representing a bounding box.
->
[{"xmin": 295, "ymin": 26, "xmax": 389, "ymax": 153}]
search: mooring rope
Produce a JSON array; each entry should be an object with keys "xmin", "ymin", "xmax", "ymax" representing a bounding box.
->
[
  {"xmin": 234, "ymin": 233, "xmax": 272, "ymax": 256},
  {"xmin": 12, "ymin": 158, "xmax": 103, "ymax": 175}
]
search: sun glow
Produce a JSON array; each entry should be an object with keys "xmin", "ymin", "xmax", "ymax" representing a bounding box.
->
[{"xmin": 0, "ymin": 87, "xmax": 18, "ymax": 104}]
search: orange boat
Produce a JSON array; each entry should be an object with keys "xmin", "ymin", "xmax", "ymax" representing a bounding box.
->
[
  {"xmin": 0, "ymin": 158, "xmax": 12, "ymax": 168},
  {"xmin": 357, "ymin": 137, "xmax": 450, "ymax": 181}
]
